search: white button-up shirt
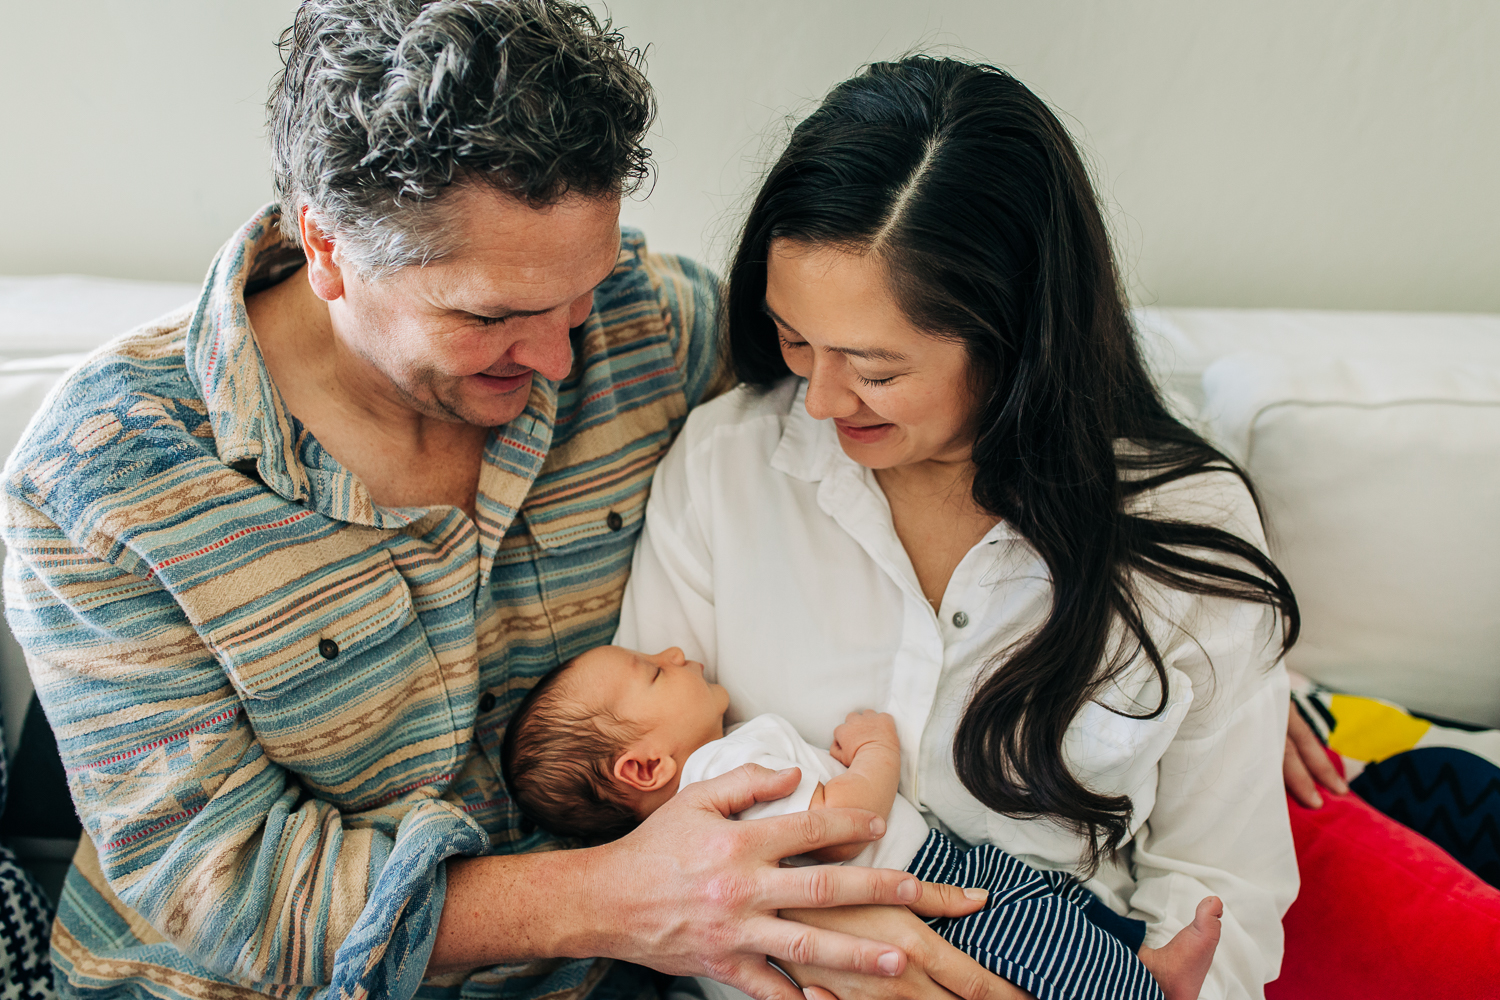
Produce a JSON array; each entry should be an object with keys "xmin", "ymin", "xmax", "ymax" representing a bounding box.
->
[{"xmin": 617, "ymin": 380, "xmax": 1297, "ymax": 1000}]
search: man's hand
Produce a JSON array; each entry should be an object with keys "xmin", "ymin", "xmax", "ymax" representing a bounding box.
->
[
  {"xmin": 831, "ymin": 711, "xmax": 899, "ymax": 768},
  {"xmin": 1284, "ymin": 704, "xmax": 1349, "ymax": 808},
  {"xmin": 781, "ymin": 904, "xmax": 1034, "ymax": 1000},
  {"xmin": 579, "ymin": 764, "xmax": 987, "ymax": 1000}
]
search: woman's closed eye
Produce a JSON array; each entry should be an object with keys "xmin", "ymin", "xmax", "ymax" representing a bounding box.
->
[{"xmin": 777, "ymin": 333, "xmax": 807, "ymax": 351}]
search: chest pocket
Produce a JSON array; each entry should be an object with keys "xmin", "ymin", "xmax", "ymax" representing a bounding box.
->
[
  {"xmin": 1060, "ymin": 662, "xmax": 1196, "ymax": 827},
  {"xmin": 510, "ymin": 390, "xmax": 682, "ymax": 667},
  {"xmin": 181, "ymin": 534, "xmax": 457, "ymax": 800},
  {"xmin": 521, "ymin": 392, "xmax": 681, "ymax": 557}
]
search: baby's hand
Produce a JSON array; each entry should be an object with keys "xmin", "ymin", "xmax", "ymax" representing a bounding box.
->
[{"xmin": 830, "ymin": 710, "xmax": 899, "ymax": 767}]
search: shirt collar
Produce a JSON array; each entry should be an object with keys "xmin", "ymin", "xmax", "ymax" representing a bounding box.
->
[
  {"xmin": 186, "ymin": 205, "xmax": 313, "ymax": 502},
  {"xmin": 769, "ymin": 379, "xmax": 844, "ymax": 483}
]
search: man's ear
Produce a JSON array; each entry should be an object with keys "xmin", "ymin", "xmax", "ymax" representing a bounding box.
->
[
  {"xmin": 613, "ymin": 745, "xmax": 679, "ymax": 793},
  {"xmin": 298, "ymin": 205, "xmax": 345, "ymax": 302}
]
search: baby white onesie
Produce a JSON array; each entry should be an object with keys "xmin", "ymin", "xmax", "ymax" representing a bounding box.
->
[{"xmin": 677, "ymin": 713, "xmax": 932, "ymax": 870}]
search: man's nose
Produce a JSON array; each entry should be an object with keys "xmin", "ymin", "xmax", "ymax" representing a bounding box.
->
[{"xmin": 511, "ymin": 317, "xmax": 575, "ymax": 381}]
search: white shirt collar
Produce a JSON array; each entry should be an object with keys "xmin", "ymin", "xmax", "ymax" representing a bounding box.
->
[{"xmin": 768, "ymin": 378, "xmax": 843, "ymax": 483}]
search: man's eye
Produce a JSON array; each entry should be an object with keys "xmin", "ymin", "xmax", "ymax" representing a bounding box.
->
[{"xmin": 475, "ymin": 314, "xmax": 511, "ymax": 326}]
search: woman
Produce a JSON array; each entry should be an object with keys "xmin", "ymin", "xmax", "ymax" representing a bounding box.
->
[{"xmin": 617, "ymin": 57, "xmax": 1299, "ymax": 1000}]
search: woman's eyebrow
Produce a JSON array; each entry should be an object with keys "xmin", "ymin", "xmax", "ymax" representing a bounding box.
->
[{"xmin": 761, "ymin": 301, "xmax": 908, "ymax": 362}]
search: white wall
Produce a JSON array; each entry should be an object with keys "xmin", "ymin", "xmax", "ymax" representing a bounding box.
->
[
  {"xmin": 1, "ymin": 1, "xmax": 1496, "ymax": 312},
  {"xmin": 0, "ymin": 1, "xmax": 299, "ymax": 282}
]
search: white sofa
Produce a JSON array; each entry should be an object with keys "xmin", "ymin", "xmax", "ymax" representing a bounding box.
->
[
  {"xmin": 1136, "ymin": 306, "xmax": 1500, "ymax": 729},
  {"xmin": 1, "ymin": 274, "xmax": 1497, "ymax": 887}
]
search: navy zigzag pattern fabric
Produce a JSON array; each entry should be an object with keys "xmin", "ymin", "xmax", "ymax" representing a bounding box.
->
[
  {"xmin": 906, "ymin": 831, "xmax": 1162, "ymax": 1000},
  {"xmin": 0, "ymin": 715, "xmax": 57, "ymax": 999},
  {"xmin": 1351, "ymin": 746, "xmax": 1500, "ymax": 888}
]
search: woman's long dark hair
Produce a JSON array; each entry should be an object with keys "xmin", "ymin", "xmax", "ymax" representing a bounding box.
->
[{"xmin": 726, "ymin": 57, "xmax": 1299, "ymax": 873}]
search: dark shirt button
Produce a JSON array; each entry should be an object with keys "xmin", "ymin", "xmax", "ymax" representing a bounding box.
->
[
  {"xmin": 606, "ymin": 511, "xmax": 624, "ymax": 531},
  {"xmin": 478, "ymin": 692, "xmax": 497, "ymax": 713},
  {"xmin": 952, "ymin": 611, "xmax": 970, "ymax": 628},
  {"xmin": 318, "ymin": 638, "xmax": 339, "ymax": 659}
]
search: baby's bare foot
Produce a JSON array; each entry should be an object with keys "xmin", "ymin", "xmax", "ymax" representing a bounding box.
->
[{"xmin": 1138, "ymin": 896, "xmax": 1222, "ymax": 1000}]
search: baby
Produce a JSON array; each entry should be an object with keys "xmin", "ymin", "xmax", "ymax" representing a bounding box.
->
[{"xmin": 501, "ymin": 645, "xmax": 1223, "ymax": 1000}]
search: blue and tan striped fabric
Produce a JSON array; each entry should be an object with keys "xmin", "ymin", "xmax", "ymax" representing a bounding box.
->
[{"xmin": 0, "ymin": 206, "xmax": 727, "ymax": 1000}]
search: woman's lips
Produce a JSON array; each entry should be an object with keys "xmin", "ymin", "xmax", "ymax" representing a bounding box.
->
[
  {"xmin": 834, "ymin": 420, "xmax": 895, "ymax": 444},
  {"xmin": 469, "ymin": 370, "xmax": 533, "ymax": 394}
]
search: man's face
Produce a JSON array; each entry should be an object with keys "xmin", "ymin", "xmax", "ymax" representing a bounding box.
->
[{"xmin": 327, "ymin": 185, "xmax": 622, "ymax": 428}]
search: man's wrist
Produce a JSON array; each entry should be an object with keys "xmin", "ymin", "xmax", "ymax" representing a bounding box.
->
[
  {"xmin": 432, "ymin": 845, "xmax": 620, "ymax": 972},
  {"xmin": 546, "ymin": 845, "xmax": 627, "ymax": 959}
]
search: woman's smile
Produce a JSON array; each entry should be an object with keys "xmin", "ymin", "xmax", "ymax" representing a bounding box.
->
[{"xmin": 834, "ymin": 418, "xmax": 896, "ymax": 443}]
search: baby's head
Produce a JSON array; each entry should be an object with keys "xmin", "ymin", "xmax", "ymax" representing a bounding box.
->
[{"xmin": 501, "ymin": 645, "xmax": 729, "ymax": 841}]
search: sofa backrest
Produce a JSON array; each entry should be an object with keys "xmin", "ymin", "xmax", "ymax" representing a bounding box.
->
[{"xmin": 1142, "ymin": 309, "xmax": 1500, "ymax": 728}]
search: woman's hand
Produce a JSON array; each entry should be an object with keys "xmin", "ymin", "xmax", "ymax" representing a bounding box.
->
[
  {"xmin": 780, "ymin": 904, "xmax": 1034, "ymax": 1000},
  {"xmin": 1284, "ymin": 703, "xmax": 1349, "ymax": 808},
  {"xmin": 578, "ymin": 764, "xmax": 990, "ymax": 1000}
]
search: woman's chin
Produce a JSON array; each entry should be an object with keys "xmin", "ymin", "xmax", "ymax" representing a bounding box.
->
[{"xmin": 836, "ymin": 436, "xmax": 904, "ymax": 470}]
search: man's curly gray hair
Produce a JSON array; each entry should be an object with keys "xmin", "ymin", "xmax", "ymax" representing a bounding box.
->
[{"xmin": 268, "ymin": 0, "xmax": 654, "ymax": 278}]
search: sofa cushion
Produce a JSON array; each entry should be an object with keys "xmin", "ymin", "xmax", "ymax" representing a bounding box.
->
[
  {"xmin": 1269, "ymin": 763, "xmax": 1500, "ymax": 1000},
  {"xmin": 1135, "ymin": 308, "xmax": 1500, "ymax": 422},
  {"xmin": 1200, "ymin": 353, "xmax": 1500, "ymax": 728},
  {"xmin": 1293, "ymin": 677, "xmax": 1500, "ymax": 886}
]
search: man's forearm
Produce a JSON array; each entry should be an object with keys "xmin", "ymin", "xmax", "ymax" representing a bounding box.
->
[{"xmin": 428, "ymin": 847, "xmax": 609, "ymax": 975}]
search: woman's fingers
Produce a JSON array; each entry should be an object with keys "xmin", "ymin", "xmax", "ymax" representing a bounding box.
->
[
  {"xmin": 1284, "ymin": 708, "xmax": 1348, "ymax": 805},
  {"xmin": 921, "ymin": 935, "xmax": 1035, "ymax": 1000},
  {"xmin": 1283, "ymin": 736, "xmax": 1325, "ymax": 808},
  {"xmin": 721, "ymin": 959, "xmax": 805, "ymax": 1000},
  {"xmin": 803, "ymin": 987, "xmax": 840, "ymax": 1000},
  {"xmin": 756, "ymin": 914, "xmax": 907, "ymax": 978},
  {"xmin": 1288, "ymin": 709, "xmax": 1349, "ymax": 794},
  {"xmin": 904, "ymin": 880, "xmax": 989, "ymax": 920}
]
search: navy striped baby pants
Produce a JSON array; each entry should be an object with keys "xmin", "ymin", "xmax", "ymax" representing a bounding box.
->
[{"xmin": 906, "ymin": 830, "xmax": 1163, "ymax": 1000}]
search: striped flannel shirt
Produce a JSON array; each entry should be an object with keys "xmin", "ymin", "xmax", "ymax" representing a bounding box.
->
[{"xmin": 1, "ymin": 206, "xmax": 728, "ymax": 1000}]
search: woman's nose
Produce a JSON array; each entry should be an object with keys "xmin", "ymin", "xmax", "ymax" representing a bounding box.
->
[{"xmin": 802, "ymin": 365, "xmax": 860, "ymax": 421}]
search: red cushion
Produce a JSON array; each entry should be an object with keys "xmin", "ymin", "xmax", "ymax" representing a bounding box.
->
[{"xmin": 1269, "ymin": 753, "xmax": 1500, "ymax": 999}]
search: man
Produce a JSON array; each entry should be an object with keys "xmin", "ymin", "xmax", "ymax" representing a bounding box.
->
[{"xmin": 2, "ymin": 3, "xmax": 1008, "ymax": 999}]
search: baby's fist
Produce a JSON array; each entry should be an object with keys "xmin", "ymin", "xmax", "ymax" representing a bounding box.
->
[{"xmin": 830, "ymin": 709, "xmax": 899, "ymax": 766}]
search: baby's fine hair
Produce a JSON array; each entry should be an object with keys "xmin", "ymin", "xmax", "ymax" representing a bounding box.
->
[{"xmin": 500, "ymin": 659, "xmax": 645, "ymax": 841}]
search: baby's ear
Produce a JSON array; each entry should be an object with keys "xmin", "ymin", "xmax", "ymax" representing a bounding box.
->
[{"xmin": 613, "ymin": 747, "xmax": 679, "ymax": 792}]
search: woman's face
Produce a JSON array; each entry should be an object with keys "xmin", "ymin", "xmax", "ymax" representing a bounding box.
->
[{"xmin": 765, "ymin": 239, "xmax": 978, "ymax": 470}]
